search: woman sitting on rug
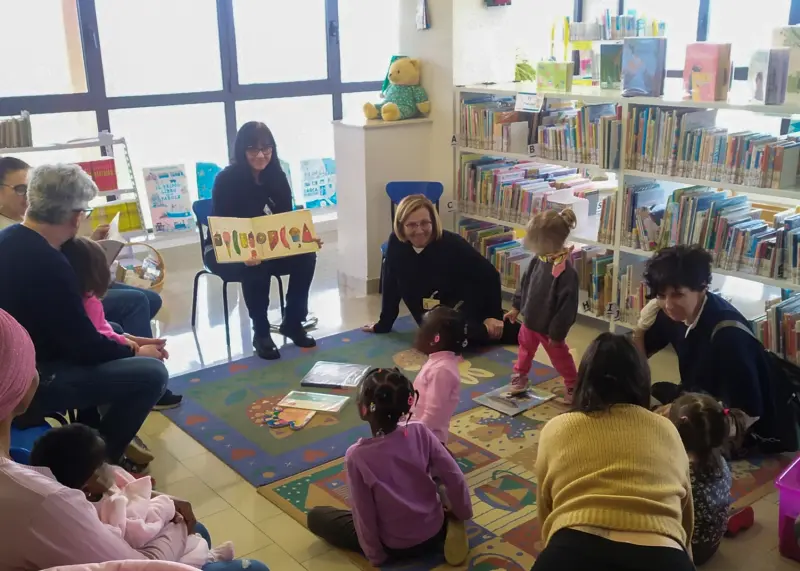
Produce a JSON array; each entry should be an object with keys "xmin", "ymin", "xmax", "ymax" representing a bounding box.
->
[
  {"xmin": 363, "ymin": 194, "xmax": 519, "ymax": 347},
  {"xmin": 532, "ymin": 332, "xmax": 694, "ymax": 571},
  {"xmin": 307, "ymin": 367, "xmax": 472, "ymax": 567}
]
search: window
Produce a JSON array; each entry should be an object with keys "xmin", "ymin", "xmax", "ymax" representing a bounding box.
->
[
  {"xmin": 708, "ymin": 0, "xmax": 791, "ymax": 66},
  {"xmin": 232, "ymin": 0, "xmax": 329, "ymax": 84},
  {"xmin": 109, "ymin": 104, "xmax": 228, "ymax": 228},
  {"xmin": 0, "ymin": 0, "xmax": 86, "ymax": 97},
  {"xmin": 626, "ymin": 0, "xmax": 701, "ymax": 69},
  {"xmin": 584, "ymin": 0, "xmax": 620, "ymax": 21},
  {"xmin": 237, "ymin": 96, "xmax": 334, "ymax": 207},
  {"xmin": 95, "ymin": 0, "xmax": 222, "ymax": 96},
  {"xmin": 342, "ymin": 91, "xmax": 382, "ymax": 120},
  {"xmin": 1, "ymin": 112, "xmax": 100, "ymax": 165},
  {"xmin": 339, "ymin": 0, "xmax": 401, "ymax": 83}
]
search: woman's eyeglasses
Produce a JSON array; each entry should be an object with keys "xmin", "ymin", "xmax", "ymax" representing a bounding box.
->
[
  {"xmin": 404, "ymin": 220, "xmax": 432, "ymax": 231},
  {"xmin": 246, "ymin": 146, "xmax": 274, "ymax": 157},
  {"xmin": 0, "ymin": 183, "xmax": 27, "ymax": 196}
]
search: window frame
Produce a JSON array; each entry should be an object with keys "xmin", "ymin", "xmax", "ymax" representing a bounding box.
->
[{"xmin": 0, "ymin": 0, "xmax": 383, "ymax": 157}]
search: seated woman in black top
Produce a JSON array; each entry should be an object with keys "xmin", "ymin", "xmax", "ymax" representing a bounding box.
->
[
  {"xmin": 363, "ymin": 194, "xmax": 520, "ymax": 347},
  {"xmin": 208, "ymin": 122, "xmax": 318, "ymax": 360},
  {"xmin": 642, "ymin": 245, "xmax": 785, "ymax": 453}
]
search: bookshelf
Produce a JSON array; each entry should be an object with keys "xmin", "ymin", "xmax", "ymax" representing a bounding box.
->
[{"xmin": 454, "ymin": 80, "xmax": 800, "ymax": 333}]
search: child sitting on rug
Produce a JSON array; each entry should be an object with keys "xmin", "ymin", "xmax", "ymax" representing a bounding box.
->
[
  {"xmin": 411, "ymin": 306, "xmax": 467, "ymax": 444},
  {"xmin": 666, "ymin": 393, "xmax": 754, "ymax": 565},
  {"xmin": 30, "ymin": 424, "xmax": 234, "ymax": 568},
  {"xmin": 504, "ymin": 209, "xmax": 579, "ymax": 402},
  {"xmin": 306, "ymin": 368, "xmax": 473, "ymax": 567},
  {"xmin": 61, "ymin": 236, "xmax": 169, "ymax": 359}
]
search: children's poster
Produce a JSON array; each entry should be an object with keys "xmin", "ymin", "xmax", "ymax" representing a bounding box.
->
[
  {"xmin": 196, "ymin": 162, "xmax": 222, "ymax": 201},
  {"xmin": 300, "ymin": 158, "xmax": 336, "ymax": 209},
  {"xmin": 143, "ymin": 165, "xmax": 194, "ymax": 233},
  {"xmin": 207, "ymin": 209, "xmax": 320, "ymax": 263}
]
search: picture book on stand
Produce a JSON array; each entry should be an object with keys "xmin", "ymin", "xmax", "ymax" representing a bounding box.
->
[
  {"xmin": 683, "ymin": 42, "xmax": 732, "ymax": 101},
  {"xmin": 772, "ymin": 26, "xmax": 800, "ymax": 105},
  {"xmin": 600, "ymin": 43, "xmax": 623, "ymax": 89},
  {"xmin": 300, "ymin": 361, "xmax": 371, "ymax": 389},
  {"xmin": 621, "ymin": 37, "xmax": 667, "ymax": 97},
  {"xmin": 750, "ymin": 48, "xmax": 790, "ymax": 105},
  {"xmin": 537, "ymin": 61, "xmax": 574, "ymax": 92},
  {"xmin": 473, "ymin": 384, "xmax": 555, "ymax": 416}
]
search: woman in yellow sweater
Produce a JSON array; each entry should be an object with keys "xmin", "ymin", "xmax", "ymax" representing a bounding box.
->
[{"xmin": 533, "ymin": 332, "xmax": 695, "ymax": 570}]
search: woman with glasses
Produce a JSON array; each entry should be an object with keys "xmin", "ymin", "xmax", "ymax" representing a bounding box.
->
[
  {"xmin": 362, "ymin": 194, "xmax": 520, "ymax": 347},
  {"xmin": 208, "ymin": 121, "xmax": 318, "ymax": 360},
  {"xmin": 0, "ymin": 156, "xmax": 30, "ymax": 229}
]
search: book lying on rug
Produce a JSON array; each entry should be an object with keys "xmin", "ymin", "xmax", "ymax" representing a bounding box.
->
[
  {"xmin": 265, "ymin": 407, "xmax": 316, "ymax": 430},
  {"xmin": 277, "ymin": 390, "xmax": 350, "ymax": 413},
  {"xmin": 300, "ymin": 361, "xmax": 371, "ymax": 389},
  {"xmin": 473, "ymin": 384, "xmax": 555, "ymax": 416}
]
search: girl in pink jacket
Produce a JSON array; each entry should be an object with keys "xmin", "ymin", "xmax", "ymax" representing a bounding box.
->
[{"xmin": 411, "ymin": 306, "xmax": 466, "ymax": 444}]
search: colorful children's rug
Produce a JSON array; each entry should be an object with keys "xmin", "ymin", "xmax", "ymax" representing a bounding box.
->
[
  {"xmin": 261, "ymin": 376, "xmax": 791, "ymax": 571},
  {"xmin": 162, "ymin": 317, "xmax": 558, "ymax": 487}
]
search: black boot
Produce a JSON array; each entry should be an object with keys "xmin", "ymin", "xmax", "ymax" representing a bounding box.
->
[
  {"xmin": 254, "ymin": 335, "xmax": 280, "ymax": 360},
  {"xmin": 279, "ymin": 324, "xmax": 316, "ymax": 348}
]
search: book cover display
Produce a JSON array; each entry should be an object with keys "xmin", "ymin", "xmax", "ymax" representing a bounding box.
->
[
  {"xmin": 143, "ymin": 165, "xmax": 194, "ymax": 233},
  {"xmin": 76, "ymin": 159, "xmax": 119, "ymax": 192},
  {"xmin": 473, "ymin": 384, "xmax": 555, "ymax": 416},
  {"xmin": 683, "ymin": 43, "xmax": 732, "ymax": 101},
  {"xmin": 300, "ymin": 361, "xmax": 371, "ymax": 389},
  {"xmin": 600, "ymin": 43, "xmax": 623, "ymax": 89},
  {"xmin": 208, "ymin": 209, "xmax": 320, "ymax": 263},
  {"xmin": 300, "ymin": 158, "xmax": 336, "ymax": 209},
  {"xmin": 536, "ymin": 61, "xmax": 574, "ymax": 92},
  {"xmin": 621, "ymin": 37, "xmax": 667, "ymax": 97},
  {"xmin": 277, "ymin": 391, "xmax": 350, "ymax": 413},
  {"xmin": 89, "ymin": 200, "xmax": 144, "ymax": 233},
  {"xmin": 750, "ymin": 49, "xmax": 790, "ymax": 105},
  {"xmin": 772, "ymin": 26, "xmax": 800, "ymax": 104},
  {"xmin": 196, "ymin": 162, "xmax": 222, "ymax": 201}
]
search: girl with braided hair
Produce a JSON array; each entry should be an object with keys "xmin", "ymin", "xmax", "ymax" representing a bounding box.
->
[{"xmin": 307, "ymin": 368, "xmax": 472, "ymax": 567}]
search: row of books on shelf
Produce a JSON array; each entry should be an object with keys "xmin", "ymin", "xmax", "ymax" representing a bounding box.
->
[
  {"xmin": 535, "ymin": 103, "xmax": 622, "ymax": 169},
  {"xmin": 0, "ymin": 112, "xmax": 32, "ymax": 148},
  {"xmin": 624, "ymin": 106, "xmax": 800, "ymax": 189},
  {"xmin": 457, "ymin": 217, "xmax": 617, "ymax": 317},
  {"xmin": 458, "ymin": 155, "xmax": 614, "ymax": 226},
  {"xmin": 755, "ymin": 295, "xmax": 800, "ymax": 365},
  {"xmin": 568, "ymin": 12, "xmax": 666, "ymax": 42},
  {"xmin": 617, "ymin": 181, "xmax": 800, "ymax": 283}
]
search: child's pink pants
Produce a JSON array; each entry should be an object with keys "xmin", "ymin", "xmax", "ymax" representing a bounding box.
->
[{"xmin": 513, "ymin": 324, "xmax": 577, "ymax": 390}]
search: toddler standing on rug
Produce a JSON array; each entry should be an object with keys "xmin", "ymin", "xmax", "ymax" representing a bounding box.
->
[
  {"xmin": 30, "ymin": 424, "xmax": 234, "ymax": 568},
  {"xmin": 504, "ymin": 209, "xmax": 579, "ymax": 403},
  {"xmin": 61, "ymin": 236, "xmax": 169, "ymax": 359},
  {"xmin": 412, "ymin": 306, "xmax": 467, "ymax": 444},
  {"xmin": 307, "ymin": 368, "xmax": 473, "ymax": 567}
]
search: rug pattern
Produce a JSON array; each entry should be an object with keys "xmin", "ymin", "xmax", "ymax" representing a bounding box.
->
[
  {"xmin": 162, "ymin": 317, "xmax": 557, "ymax": 487},
  {"xmin": 260, "ymin": 372, "xmax": 791, "ymax": 570}
]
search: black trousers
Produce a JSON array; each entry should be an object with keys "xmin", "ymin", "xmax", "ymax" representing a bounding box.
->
[
  {"xmin": 651, "ymin": 381, "xmax": 683, "ymax": 407},
  {"xmin": 531, "ymin": 529, "xmax": 694, "ymax": 571},
  {"xmin": 204, "ymin": 249, "xmax": 316, "ymax": 336},
  {"xmin": 307, "ymin": 506, "xmax": 447, "ymax": 562}
]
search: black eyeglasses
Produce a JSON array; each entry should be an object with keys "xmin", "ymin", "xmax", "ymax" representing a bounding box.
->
[
  {"xmin": 246, "ymin": 145, "xmax": 274, "ymax": 157},
  {"xmin": 0, "ymin": 183, "xmax": 27, "ymax": 196}
]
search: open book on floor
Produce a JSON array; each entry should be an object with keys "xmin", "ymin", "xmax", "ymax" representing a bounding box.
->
[
  {"xmin": 473, "ymin": 384, "xmax": 555, "ymax": 416},
  {"xmin": 300, "ymin": 361, "xmax": 371, "ymax": 389}
]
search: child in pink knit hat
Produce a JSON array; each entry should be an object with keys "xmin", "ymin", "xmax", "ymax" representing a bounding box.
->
[{"xmin": 0, "ymin": 308, "xmax": 39, "ymax": 423}]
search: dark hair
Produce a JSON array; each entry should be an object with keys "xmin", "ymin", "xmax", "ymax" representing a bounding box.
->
[
  {"xmin": 643, "ymin": 245, "xmax": 712, "ymax": 298},
  {"xmin": 669, "ymin": 393, "xmax": 727, "ymax": 471},
  {"xmin": 0, "ymin": 156, "xmax": 29, "ymax": 184},
  {"xmin": 61, "ymin": 236, "xmax": 111, "ymax": 297},
  {"xmin": 30, "ymin": 423, "xmax": 107, "ymax": 489},
  {"xmin": 232, "ymin": 122, "xmax": 279, "ymax": 167},
  {"xmin": 573, "ymin": 332, "xmax": 651, "ymax": 413},
  {"xmin": 416, "ymin": 306, "xmax": 468, "ymax": 355},
  {"xmin": 358, "ymin": 367, "xmax": 418, "ymax": 435}
]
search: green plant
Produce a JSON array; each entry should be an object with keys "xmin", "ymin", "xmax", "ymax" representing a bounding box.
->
[{"xmin": 515, "ymin": 53, "xmax": 536, "ymax": 82}]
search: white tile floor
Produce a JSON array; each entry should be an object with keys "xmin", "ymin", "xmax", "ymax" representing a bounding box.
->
[{"xmin": 145, "ymin": 240, "xmax": 798, "ymax": 570}]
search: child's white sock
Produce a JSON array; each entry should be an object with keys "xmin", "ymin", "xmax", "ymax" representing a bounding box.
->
[{"xmin": 208, "ymin": 541, "xmax": 235, "ymax": 562}]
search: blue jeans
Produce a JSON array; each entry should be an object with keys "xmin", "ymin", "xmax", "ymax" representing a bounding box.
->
[
  {"xmin": 34, "ymin": 357, "xmax": 168, "ymax": 461},
  {"xmin": 195, "ymin": 523, "xmax": 269, "ymax": 571},
  {"xmin": 103, "ymin": 282, "xmax": 163, "ymax": 337}
]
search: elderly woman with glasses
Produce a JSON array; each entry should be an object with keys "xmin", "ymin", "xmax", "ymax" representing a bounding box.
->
[
  {"xmin": 208, "ymin": 121, "xmax": 319, "ymax": 360},
  {"xmin": 362, "ymin": 194, "xmax": 520, "ymax": 348},
  {"xmin": 0, "ymin": 164, "xmax": 169, "ymax": 471}
]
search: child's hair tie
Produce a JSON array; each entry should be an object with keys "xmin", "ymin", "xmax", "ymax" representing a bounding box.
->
[
  {"xmin": 407, "ymin": 394, "xmax": 415, "ymax": 407},
  {"xmin": 680, "ymin": 415, "xmax": 689, "ymax": 423},
  {"xmin": 723, "ymin": 408, "xmax": 730, "ymax": 416}
]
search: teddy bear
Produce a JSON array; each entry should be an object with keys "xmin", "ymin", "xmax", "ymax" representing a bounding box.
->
[{"xmin": 364, "ymin": 57, "xmax": 431, "ymax": 122}]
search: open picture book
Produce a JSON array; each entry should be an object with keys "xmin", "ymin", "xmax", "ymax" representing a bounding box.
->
[{"xmin": 208, "ymin": 209, "xmax": 320, "ymax": 263}]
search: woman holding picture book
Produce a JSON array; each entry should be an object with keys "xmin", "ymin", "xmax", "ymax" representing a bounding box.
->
[{"xmin": 209, "ymin": 121, "xmax": 320, "ymax": 360}]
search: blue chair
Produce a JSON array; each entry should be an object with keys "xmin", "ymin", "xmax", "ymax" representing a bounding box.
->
[
  {"xmin": 10, "ymin": 423, "xmax": 52, "ymax": 464},
  {"xmin": 380, "ymin": 181, "xmax": 444, "ymax": 291},
  {"xmin": 190, "ymin": 199, "xmax": 286, "ymax": 348}
]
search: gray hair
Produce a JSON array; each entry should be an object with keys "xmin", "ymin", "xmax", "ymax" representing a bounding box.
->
[{"xmin": 27, "ymin": 164, "xmax": 98, "ymax": 225}]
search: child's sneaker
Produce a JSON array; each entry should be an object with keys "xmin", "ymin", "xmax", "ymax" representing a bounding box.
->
[
  {"xmin": 509, "ymin": 374, "xmax": 528, "ymax": 396},
  {"xmin": 726, "ymin": 506, "xmax": 754, "ymax": 537},
  {"xmin": 444, "ymin": 515, "xmax": 469, "ymax": 566}
]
